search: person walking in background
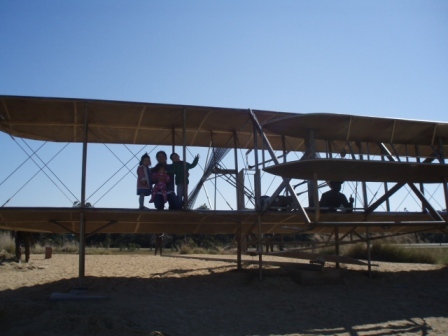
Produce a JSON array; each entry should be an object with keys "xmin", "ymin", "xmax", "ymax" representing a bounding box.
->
[
  {"xmin": 265, "ymin": 233, "xmax": 274, "ymax": 253},
  {"xmin": 154, "ymin": 233, "xmax": 164, "ymax": 255},
  {"xmin": 136, "ymin": 153, "xmax": 152, "ymax": 210},
  {"xmin": 170, "ymin": 153, "xmax": 200, "ymax": 206},
  {"xmin": 151, "ymin": 151, "xmax": 181, "ymax": 210},
  {"xmin": 15, "ymin": 231, "xmax": 33, "ymax": 263}
]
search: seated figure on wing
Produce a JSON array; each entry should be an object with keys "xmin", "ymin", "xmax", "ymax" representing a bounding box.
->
[{"xmin": 319, "ymin": 181, "xmax": 354, "ymax": 212}]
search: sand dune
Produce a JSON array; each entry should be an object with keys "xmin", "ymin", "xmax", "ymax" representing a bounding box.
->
[{"xmin": 0, "ymin": 253, "xmax": 447, "ymax": 336}]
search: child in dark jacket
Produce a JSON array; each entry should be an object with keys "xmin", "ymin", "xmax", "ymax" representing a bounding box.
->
[{"xmin": 169, "ymin": 153, "xmax": 199, "ymax": 205}]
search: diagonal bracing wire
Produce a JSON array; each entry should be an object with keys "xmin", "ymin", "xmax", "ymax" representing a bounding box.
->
[
  {"xmin": 424, "ymin": 184, "xmax": 444, "ymax": 210},
  {"xmin": 86, "ymin": 145, "xmax": 151, "ymax": 203},
  {"xmin": 2, "ymin": 137, "xmax": 76, "ymax": 206},
  {"xmin": 0, "ymin": 140, "xmax": 47, "ymax": 187},
  {"xmin": 84, "ymin": 127, "xmax": 168, "ymax": 205},
  {"xmin": 18, "ymin": 138, "xmax": 78, "ymax": 200},
  {"xmin": 90, "ymin": 144, "xmax": 166, "ymax": 206},
  {"xmin": 103, "ymin": 143, "xmax": 139, "ymax": 178},
  {"xmin": 91, "ymin": 166, "xmax": 138, "ymax": 206}
]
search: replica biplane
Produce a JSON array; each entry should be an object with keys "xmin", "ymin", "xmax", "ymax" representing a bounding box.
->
[{"xmin": 1, "ymin": 95, "xmax": 447, "ymax": 281}]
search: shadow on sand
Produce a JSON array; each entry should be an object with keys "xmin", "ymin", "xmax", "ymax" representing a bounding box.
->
[{"xmin": 0, "ymin": 258, "xmax": 447, "ymax": 336}]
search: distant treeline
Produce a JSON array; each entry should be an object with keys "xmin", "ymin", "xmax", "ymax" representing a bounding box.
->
[{"xmin": 2, "ymin": 231, "xmax": 447, "ymax": 249}]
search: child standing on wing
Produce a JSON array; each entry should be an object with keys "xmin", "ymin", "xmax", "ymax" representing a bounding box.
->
[
  {"xmin": 150, "ymin": 163, "xmax": 171, "ymax": 204},
  {"xmin": 136, "ymin": 153, "xmax": 152, "ymax": 210},
  {"xmin": 169, "ymin": 153, "xmax": 200, "ymax": 205}
]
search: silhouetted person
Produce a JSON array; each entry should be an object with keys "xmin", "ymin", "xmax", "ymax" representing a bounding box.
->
[
  {"xmin": 154, "ymin": 233, "xmax": 164, "ymax": 255},
  {"xmin": 15, "ymin": 231, "xmax": 33, "ymax": 263},
  {"xmin": 265, "ymin": 233, "xmax": 274, "ymax": 253},
  {"xmin": 136, "ymin": 153, "xmax": 152, "ymax": 210},
  {"xmin": 319, "ymin": 181, "xmax": 354, "ymax": 212},
  {"xmin": 151, "ymin": 151, "xmax": 181, "ymax": 210},
  {"xmin": 150, "ymin": 164, "xmax": 170, "ymax": 204},
  {"xmin": 170, "ymin": 152, "xmax": 200, "ymax": 205}
]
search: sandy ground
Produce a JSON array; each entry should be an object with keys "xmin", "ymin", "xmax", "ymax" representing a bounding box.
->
[{"xmin": 0, "ymin": 252, "xmax": 447, "ymax": 336}]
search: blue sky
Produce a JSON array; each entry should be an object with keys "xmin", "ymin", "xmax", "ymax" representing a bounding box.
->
[{"xmin": 1, "ymin": 1, "xmax": 447, "ymax": 210}]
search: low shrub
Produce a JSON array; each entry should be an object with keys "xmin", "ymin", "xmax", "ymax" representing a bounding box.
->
[
  {"xmin": 343, "ymin": 243, "xmax": 438, "ymax": 264},
  {"xmin": 117, "ymin": 243, "xmax": 140, "ymax": 252},
  {"xmin": 179, "ymin": 244, "xmax": 225, "ymax": 254},
  {"xmin": 0, "ymin": 232, "xmax": 15, "ymax": 254},
  {"xmin": 85, "ymin": 247, "xmax": 113, "ymax": 255},
  {"xmin": 54, "ymin": 241, "xmax": 79, "ymax": 253},
  {"xmin": 179, "ymin": 245, "xmax": 200, "ymax": 254}
]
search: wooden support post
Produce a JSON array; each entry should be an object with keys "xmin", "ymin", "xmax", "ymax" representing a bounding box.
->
[
  {"xmin": 257, "ymin": 215, "xmax": 263, "ymax": 281},
  {"xmin": 237, "ymin": 222, "xmax": 242, "ymax": 271},
  {"xmin": 78, "ymin": 105, "xmax": 88, "ymax": 288},
  {"xmin": 307, "ymin": 129, "xmax": 316, "ymax": 208},
  {"xmin": 335, "ymin": 226, "xmax": 340, "ymax": 269},
  {"xmin": 313, "ymin": 173, "xmax": 320, "ymax": 222},
  {"xmin": 182, "ymin": 108, "xmax": 187, "ymax": 207},
  {"xmin": 367, "ymin": 226, "xmax": 372, "ymax": 278},
  {"xmin": 234, "ymin": 132, "xmax": 240, "ymax": 210},
  {"xmin": 444, "ymin": 178, "xmax": 448, "ymax": 214}
]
